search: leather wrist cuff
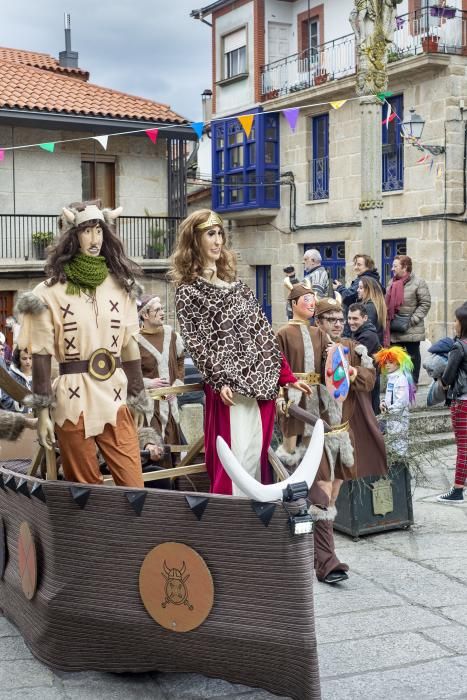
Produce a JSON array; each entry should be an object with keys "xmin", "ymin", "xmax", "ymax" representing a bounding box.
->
[
  {"xmin": 32, "ymin": 354, "xmax": 52, "ymax": 396},
  {"xmin": 122, "ymin": 359, "xmax": 145, "ymax": 397}
]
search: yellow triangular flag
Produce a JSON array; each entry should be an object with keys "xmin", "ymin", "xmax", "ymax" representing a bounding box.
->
[
  {"xmin": 238, "ymin": 114, "xmax": 254, "ymax": 138},
  {"xmin": 330, "ymin": 100, "xmax": 347, "ymax": 110}
]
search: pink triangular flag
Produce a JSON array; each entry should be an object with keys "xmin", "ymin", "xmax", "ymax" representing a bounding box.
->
[
  {"xmin": 0, "ymin": 149, "xmax": 4, "ymax": 162},
  {"xmin": 145, "ymin": 128, "xmax": 159, "ymax": 144},
  {"xmin": 283, "ymin": 107, "xmax": 300, "ymax": 133},
  {"xmin": 94, "ymin": 135, "xmax": 108, "ymax": 150}
]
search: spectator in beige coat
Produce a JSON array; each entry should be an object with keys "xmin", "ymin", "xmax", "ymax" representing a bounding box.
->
[{"xmin": 385, "ymin": 255, "xmax": 431, "ymax": 384}]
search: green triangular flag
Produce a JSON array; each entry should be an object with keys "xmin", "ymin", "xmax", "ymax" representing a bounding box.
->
[
  {"xmin": 39, "ymin": 142, "xmax": 55, "ymax": 152},
  {"xmin": 376, "ymin": 91, "xmax": 393, "ymax": 102}
]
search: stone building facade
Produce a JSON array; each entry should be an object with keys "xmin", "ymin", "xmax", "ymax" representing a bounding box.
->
[{"xmin": 191, "ymin": 0, "xmax": 467, "ymax": 338}]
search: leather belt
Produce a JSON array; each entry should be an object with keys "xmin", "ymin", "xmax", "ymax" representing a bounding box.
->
[
  {"xmin": 294, "ymin": 372, "xmax": 321, "ymax": 385},
  {"xmin": 59, "ymin": 349, "xmax": 121, "ymax": 381}
]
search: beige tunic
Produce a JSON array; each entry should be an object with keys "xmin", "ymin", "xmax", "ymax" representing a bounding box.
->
[{"xmin": 19, "ymin": 275, "xmax": 140, "ymax": 438}]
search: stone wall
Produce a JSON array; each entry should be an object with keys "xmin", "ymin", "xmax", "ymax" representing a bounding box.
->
[{"xmin": 0, "ymin": 126, "xmax": 167, "ymax": 217}]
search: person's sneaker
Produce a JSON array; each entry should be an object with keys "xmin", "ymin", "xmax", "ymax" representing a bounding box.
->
[{"xmin": 436, "ymin": 487, "xmax": 465, "ymax": 504}]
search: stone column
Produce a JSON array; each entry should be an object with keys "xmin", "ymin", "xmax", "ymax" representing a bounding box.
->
[
  {"xmin": 349, "ymin": 0, "xmax": 403, "ymax": 261},
  {"xmin": 359, "ymin": 95, "xmax": 384, "ymax": 261}
]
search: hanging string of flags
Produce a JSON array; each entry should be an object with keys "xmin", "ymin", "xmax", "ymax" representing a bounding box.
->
[{"xmin": 0, "ymin": 91, "xmax": 444, "ymax": 179}]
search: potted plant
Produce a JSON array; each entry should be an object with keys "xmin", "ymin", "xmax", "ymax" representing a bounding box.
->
[
  {"xmin": 146, "ymin": 226, "xmax": 166, "ymax": 259},
  {"xmin": 31, "ymin": 231, "xmax": 54, "ymax": 259},
  {"xmin": 422, "ymin": 35, "xmax": 439, "ymax": 53},
  {"xmin": 314, "ymin": 71, "xmax": 328, "ymax": 86}
]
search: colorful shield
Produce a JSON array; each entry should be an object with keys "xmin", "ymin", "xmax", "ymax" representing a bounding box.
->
[{"xmin": 325, "ymin": 343, "xmax": 350, "ymax": 402}]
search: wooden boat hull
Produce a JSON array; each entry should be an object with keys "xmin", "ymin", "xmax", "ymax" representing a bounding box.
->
[{"xmin": 0, "ymin": 462, "xmax": 321, "ymax": 700}]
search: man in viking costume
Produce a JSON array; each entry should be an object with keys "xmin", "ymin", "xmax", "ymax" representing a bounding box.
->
[
  {"xmin": 137, "ymin": 294, "xmax": 185, "ymax": 446},
  {"xmin": 277, "ymin": 293, "xmax": 387, "ymax": 584},
  {"xmin": 16, "ymin": 200, "xmax": 150, "ymax": 487}
]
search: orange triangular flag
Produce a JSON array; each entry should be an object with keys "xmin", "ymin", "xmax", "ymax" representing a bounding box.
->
[{"xmin": 238, "ymin": 114, "xmax": 254, "ymax": 138}]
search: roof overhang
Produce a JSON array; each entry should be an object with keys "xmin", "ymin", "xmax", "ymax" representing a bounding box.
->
[
  {"xmin": 191, "ymin": 0, "xmax": 237, "ymax": 20},
  {"xmin": 0, "ymin": 107, "xmax": 196, "ymax": 140}
]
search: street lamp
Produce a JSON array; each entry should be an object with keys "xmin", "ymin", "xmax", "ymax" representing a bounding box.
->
[
  {"xmin": 401, "ymin": 108, "xmax": 425, "ymax": 139},
  {"xmin": 401, "ymin": 107, "xmax": 445, "ymax": 155}
]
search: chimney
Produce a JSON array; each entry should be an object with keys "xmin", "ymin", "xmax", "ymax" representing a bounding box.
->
[
  {"xmin": 201, "ymin": 89, "xmax": 213, "ymax": 123},
  {"xmin": 58, "ymin": 13, "xmax": 79, "ymax": 68}
]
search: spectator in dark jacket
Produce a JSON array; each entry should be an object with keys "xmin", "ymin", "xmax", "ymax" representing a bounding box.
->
[
  {"xmin": 333, "ymin": 254, "xmax": 384, "ymax": 337},
  {"xmin": 348, "ymin": 303, "xmax": 382, "ymax": 414},
  {"xmin": 333, "ymin": 254, "xmax": 384, "ymax": 308},
  {"xmin": 437, "ymin": 303, "xmax": 467, "ymax": 503},
  {"xmin": 357, "ymin": 276, "xmax": 387, "ymax": 345},
  {"xmin": 0, "ymin": 347, "xmax": 33, "ymax": 413}
]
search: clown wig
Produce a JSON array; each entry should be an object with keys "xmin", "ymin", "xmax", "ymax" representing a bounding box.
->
[{"xmin": 374, "ymin": 346, "xmax": 417, "ymax": 404}]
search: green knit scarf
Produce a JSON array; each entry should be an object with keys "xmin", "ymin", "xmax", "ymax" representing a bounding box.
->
[{"xmin": 64, "ymin": 253, "xmax": 109, "ymax": 295}]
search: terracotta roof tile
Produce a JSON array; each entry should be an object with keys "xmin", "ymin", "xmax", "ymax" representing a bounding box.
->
[
  {"xmin": 0, "ymin": 47, "xmax": 187, "ymax": 124},
  {"xmin": 0, "ymin": 46, "xmax": 89, "ymax": 79}
]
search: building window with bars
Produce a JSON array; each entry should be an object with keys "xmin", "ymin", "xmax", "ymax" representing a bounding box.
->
[
  {"xmin": 212, "ymin": 110, "xmax": 280, "ymax": 212},
  {"xmin": 223, "ymin": 28, "xmax": 247, "ymax": 80},
  {"xmin": 382, "ymin": 94, "xmax": 404, "ymax": 192},
  {"xmin": 310, "ymin": 113, "xmax": 329, "ymax": 200}
]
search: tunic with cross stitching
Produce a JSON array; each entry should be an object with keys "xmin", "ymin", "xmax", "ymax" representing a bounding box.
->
[{"xmin": 18, "ymin": 276, "xmax": 140, "ymax": 438}]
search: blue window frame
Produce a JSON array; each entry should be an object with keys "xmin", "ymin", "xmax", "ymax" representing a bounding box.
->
[
  {"xmin": 310, "ymin": 114, "xmax": 329, "ymax": 200},
  {"xmin": 212, "ymin": 109, "xmax": 280, "ymax": 212},
  {"xmin": 256, "ymin": 265, "xmax": 272, "ymax": 323},
  {"xmin": 382, "ymin": 238, "xmax": 407, "ymax": 288},
  {"xmin": 382, "ymin": 94, "xmax": 404, "ymax": 192},
  {"xmin": 304, "ymin": 241, "xmax": 345, "ymax": 285}
]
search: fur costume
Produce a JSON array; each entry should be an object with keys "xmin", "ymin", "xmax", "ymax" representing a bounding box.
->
[{"xmin": 0, "ymin": 411, "xmax": 30, "ymax": 441}]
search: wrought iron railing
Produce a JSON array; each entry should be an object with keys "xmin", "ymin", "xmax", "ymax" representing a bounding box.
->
[
  {"xmin": 382, "ymin": 143, "xmax": 404, "ymax": 192},
  {"xmin": 260, "ymin": 5, "xmax": 467, "ymax": 99},
  {"xmin": 310, "ymin": 156, "xmax": 329, "ymax": 200},
  {"xmin": 0, "ymin": 215, "xmax": 181, "ymax": 262}
]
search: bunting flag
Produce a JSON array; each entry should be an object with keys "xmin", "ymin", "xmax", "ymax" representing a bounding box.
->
[
  {"xmin": 376, "ymin": 91, "xmax": 393, "ymax": 102},
  {"xmin": 39, "ymin": 142, "xmax": 55, "ymax": 153},
  {"xmin": 93, "ymin": 135, "xmax": 109, "ymax": 150},
  {"xmin": 145, "ymin": 128, "xmax": 159, "ymax": 144},
  {"xmin": 382, "ymin": 106, "xmax": 396, "ymax": 127},
  {"xmin": 238, "ymin": 114, "xmax": 254, "ymax": 138},
  {"xmin": 0, "ymin": 149, "xmax": 4, "ymax": 161},
  {"xmin": 283, "ymin": 107, "xmax": 300, "ymax": 132},
  {"xmin": 190, "ymin": 121, "xmax": 204, "ymax": 139},
  {"xmin": 436, "ymin": 163, "xmax": 443, "ymax": 178},
  {"xmin": 395, "ymin": 16, "xmax": 405, "ymax": 29},
  {"xmin": 417, "ymin": 153, "xmax": 430, "ymax": 164},
  {"xmin": 330, "ymin": 100, "xmax": 347, "ymax": 110}
]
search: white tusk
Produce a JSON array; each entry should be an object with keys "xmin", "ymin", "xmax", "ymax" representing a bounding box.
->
[{"xmin": 216, "ymin": 420, "xmax": 324, "ymax": 502}]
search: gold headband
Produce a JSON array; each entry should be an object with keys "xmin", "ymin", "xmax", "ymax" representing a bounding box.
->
[{"xmin": 195, "ymin": 211, "xmax": 224, "ymax": 232}]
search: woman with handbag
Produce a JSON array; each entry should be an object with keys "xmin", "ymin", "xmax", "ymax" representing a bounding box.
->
[
  {"xmin": 384, "ymin": 255, "xmax": 431, "ymax": 384},
  {"xmin": 437, "ymin": 303, "xmax": 467, "ymax": 503}
]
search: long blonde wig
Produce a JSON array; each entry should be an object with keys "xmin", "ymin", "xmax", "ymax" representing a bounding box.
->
[
  {"xmin": 169, "ymin": 209, "xmax": 237, "ymax": 286},
  {"xmin": 360, "ymin": 276, "xmax": 387, "ymax": 328}
]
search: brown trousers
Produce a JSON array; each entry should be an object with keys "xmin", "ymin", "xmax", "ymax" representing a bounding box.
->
[
  {"xmin": 55, "ymin": 406, "xmax": 144, "ymax": 488},
  {"xmin": 310, "ymin": 480, "xmax": 349, "ymax": 581}
]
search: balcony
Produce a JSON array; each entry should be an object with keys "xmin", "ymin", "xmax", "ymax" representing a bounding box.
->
[
  {"xmin": 260, "ymin": 6, "xmax": 467, "ymax": 99},
  {"xmin": 0, "ymin": 215, "xmax": 181, "ymax": 271}
]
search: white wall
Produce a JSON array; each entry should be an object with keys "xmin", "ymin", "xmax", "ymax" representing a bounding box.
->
[{"xmin": 214, "ymin": 1, "xmax": 256, "ymax": 116}]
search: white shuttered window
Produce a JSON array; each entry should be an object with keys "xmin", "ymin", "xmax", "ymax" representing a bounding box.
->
[{"xmin": 223, "ymin": 28, "xmax": 247, "ymax": 79}]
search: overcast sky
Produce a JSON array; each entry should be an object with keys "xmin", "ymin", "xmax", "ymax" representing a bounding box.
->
[{"xmin": 1, "ymin": 1, "xmax": 212, "ymax": 121}]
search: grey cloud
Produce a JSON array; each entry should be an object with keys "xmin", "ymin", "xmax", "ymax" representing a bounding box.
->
[{"xmin": 1, "ymin": 0, "xmax": 212, "ymax": 120}]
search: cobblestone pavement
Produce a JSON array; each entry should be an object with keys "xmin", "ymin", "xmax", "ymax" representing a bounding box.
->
[{"xmin": 1, "ymin": 445, "xmax": 466, "ymax": 699}]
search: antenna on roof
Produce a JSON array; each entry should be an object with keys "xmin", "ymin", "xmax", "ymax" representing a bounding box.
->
[{"xmin": 59, "ymin": 12, "xmax": 79, "ymax": 68}]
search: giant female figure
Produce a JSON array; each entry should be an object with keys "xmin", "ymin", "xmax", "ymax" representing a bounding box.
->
[{"xmin": 170, "ymin": 209, "xmax": 310, "ymax": 494}]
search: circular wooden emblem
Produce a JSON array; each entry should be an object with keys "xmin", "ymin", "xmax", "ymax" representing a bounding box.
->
[
  {"xmin": 88, "ymin": 348, "xmax": 116, "ymax": 381},
  {"xmin": 18, "ymin": 522, "xmax": 37, "ymax": 600},
  {"xmin": 0, "ymin": 517, "xmax": 6, "ymax": 579},
  {"xmin": 139, "ymin": 542, "xmax": 214, "ymax": 633}
]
